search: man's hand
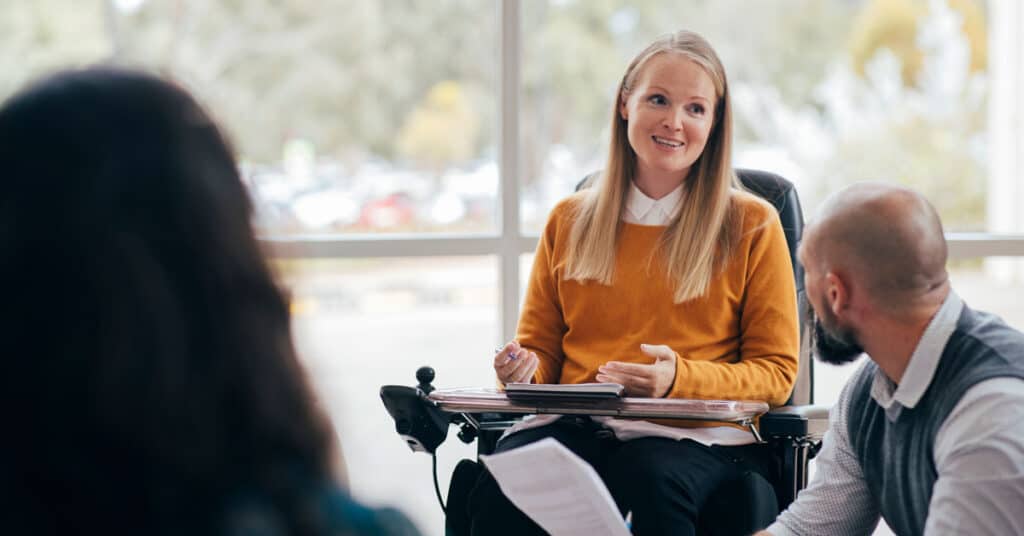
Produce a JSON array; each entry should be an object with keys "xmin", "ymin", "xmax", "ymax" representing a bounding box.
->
[{"xmin": 596, "ymin": 343, "xmax": 677, "ymax": 397}]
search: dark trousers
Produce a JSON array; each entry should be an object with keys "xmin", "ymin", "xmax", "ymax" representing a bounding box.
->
[{"xmin": 466, "ymin": 416, "xmax": 774, "ymax": 536}]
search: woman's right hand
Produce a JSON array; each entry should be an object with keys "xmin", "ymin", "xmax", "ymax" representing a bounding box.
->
[{"xmin": 493, "ymin": 340, "xmax": 540, "ymax": 385}]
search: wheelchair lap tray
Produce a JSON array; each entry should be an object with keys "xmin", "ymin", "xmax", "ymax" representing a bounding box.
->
[
  {"xmin": 426, "ymin": 387, "xmax": 769, "ymax": 423},
  {"xmin": 504, "ymin": 382, "xmax": 625, "ymax": 400}
]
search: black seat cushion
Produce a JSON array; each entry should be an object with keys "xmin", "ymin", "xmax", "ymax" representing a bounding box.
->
[{"xmin": 735, "ymin": 169, "xmax": 804, "ymax": 295}]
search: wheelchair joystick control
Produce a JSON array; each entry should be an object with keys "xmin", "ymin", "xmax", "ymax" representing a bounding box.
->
[
  {"xmin": 380, "ymin": 365, "xmax": 450, "ymax": 454},
  {"xmin": 416, "ymin": 366, "xmax": 436, "ymax": 394}
]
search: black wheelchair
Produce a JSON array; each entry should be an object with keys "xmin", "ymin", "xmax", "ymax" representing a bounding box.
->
[{"xmin": 381, "ymin": 169, "xmax": 829, "ymax": 535}]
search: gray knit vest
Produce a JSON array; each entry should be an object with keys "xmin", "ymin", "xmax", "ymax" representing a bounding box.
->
[{"xmin": 846, "ymin": 305, "xmax": 1024, "ymax": 536}]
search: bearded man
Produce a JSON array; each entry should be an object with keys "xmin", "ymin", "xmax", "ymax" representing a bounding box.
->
[{"xmin": 756, "ymin": 183, "xmax": 1024, "ymax": 536}]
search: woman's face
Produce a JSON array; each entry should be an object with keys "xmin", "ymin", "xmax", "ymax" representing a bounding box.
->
[{"xmin": 620, "ymin": 53, "xmax": 717, "ymax": 194}]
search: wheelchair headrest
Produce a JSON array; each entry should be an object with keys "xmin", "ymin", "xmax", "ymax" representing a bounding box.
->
[{"xmin": 735, "ymin": 169, "xmax": 804, "ymax": 295}]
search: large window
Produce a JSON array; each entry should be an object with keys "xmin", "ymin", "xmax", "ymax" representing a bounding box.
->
[{"xmin": 5, "ymin": 1, "xmax": 1024, "ymax": 535}]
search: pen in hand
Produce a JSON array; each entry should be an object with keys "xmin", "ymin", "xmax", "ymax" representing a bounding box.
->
[
  {"xmin": 493, "ymin": 342, "xmax": 540, "ymax": 384},
  {"xmin": 494, "ymin": 346, "xmax": 517, "ymax": 362}
]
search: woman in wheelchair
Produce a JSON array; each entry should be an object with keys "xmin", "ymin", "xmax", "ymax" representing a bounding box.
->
[{"xmin": 471, "ymin": 30, "xmax": 799, "ymax": 535}]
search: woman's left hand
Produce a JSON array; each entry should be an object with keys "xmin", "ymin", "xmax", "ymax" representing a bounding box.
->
[{"xmin": 596, "ymin": 343, "xmax": 677, "ymax": 398}]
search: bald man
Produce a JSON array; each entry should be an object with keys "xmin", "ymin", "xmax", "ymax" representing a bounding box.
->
[{"xmin": 757, "ymin": 183, "xmax": 1024, "ymax": 536}]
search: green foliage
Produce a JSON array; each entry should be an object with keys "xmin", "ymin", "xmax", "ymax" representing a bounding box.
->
[
  {"xmin": 397, "ymin": 81, "xmax": 480, "ymax": 169},
  {"xmin": 849, "ymin": 0, "xmax": 923, "ymax": 86},
  {"xmin": 0, "ymin": 0, "xmax": 109, "ymax": 98},
  {"xmin": 106, "ymin": 0, "xmax": 496, "ymax": 164},
  {"xmin": 849, "ymin": 0, "xmax": 986, "ymax": 86},
  {"xmin": 814, "ymin": 115, "xmax": 987, "ymax": 231},
  {"xmin": 824, "ymin": 0, "xmax": 989, "ymax": 229}
]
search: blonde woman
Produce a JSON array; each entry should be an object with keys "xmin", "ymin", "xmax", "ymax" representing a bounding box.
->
[{"xmin": 470, "ymin": 31, "xmax": 799, "ymax": 535}]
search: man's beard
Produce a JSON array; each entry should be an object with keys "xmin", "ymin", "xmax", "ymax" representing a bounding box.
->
[{"xmin": 813, "ymin": 316, "xmax": 864, "ymax": 365}]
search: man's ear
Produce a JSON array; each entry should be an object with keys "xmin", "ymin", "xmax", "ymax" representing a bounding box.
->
[{"xmin": 824, "ymin": 271, "xmax": 850, "ymax": 317}]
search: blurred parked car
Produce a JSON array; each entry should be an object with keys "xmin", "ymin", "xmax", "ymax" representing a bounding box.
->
[
  {"xmin": 359, "ymin": 192, "xmax": 416, "ymax": 229},
  {"xmin": 291, "ymin": 188, "xmax": 362, "ymax": 229}
]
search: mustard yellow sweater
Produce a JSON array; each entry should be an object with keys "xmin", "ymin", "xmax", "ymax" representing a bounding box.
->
[{"xmin": 518, "ymin": 190, "xmax": 799, "ymax": 408}]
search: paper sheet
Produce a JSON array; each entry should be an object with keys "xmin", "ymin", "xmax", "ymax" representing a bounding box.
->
[{"xmin": 480, "ymin": 437, "xmax": 631, "ymax": 536}]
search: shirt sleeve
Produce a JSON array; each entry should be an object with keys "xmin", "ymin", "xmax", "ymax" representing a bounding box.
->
[
  {"xmin": 767, "ymin": 369, "xmax": 881, "ymax": 536},
  {"xmin": 516, "ymin": 201, "xmax": 569, "ymax": 385},
  {"xmin": 669, "ymin": 207, "xmax": 800, "ymax": 406},
  {"xmin": 924, "ymin": 377, "xmax": 1024, "ymax": 535}
]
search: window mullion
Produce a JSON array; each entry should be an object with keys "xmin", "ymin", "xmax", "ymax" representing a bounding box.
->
[{"xmin": 499, "ymin": 0, "xmax": 522, "ymax": 345}]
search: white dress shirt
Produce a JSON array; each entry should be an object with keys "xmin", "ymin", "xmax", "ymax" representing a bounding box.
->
[
  {"xmin": 622, "ymin": 180, "xmax": 684, "ymax": 225},
  {"xmin": 505, "ymin": 180, "xmax": 757, "ymax": 446},
  {"xmin": 768, "ymin": 292, "xmax": 1024, "ymax": 536}
]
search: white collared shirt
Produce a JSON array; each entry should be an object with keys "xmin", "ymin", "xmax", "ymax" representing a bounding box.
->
[
  {"xmin": 505, "ymin": 180, "xmax": 757, "ymax": 447},
  {"xmin": 623, "ymin": 180, "xmax": 684, "ymax": 225},
  {"xmin": 869, "ymin": 290, "xmax": 963, "ymax": 422},
  {"xmin": 768, "ymin": 292, "xmax": 1024, "ymax": 536}
]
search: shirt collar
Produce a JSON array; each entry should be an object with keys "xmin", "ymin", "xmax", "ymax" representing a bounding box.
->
[
  {"xmin": 625, "ymin": 181, "xmax": 684, "ymax": 225},
  {"xmin": 870, "ymin": 290, "xmax": 964, "ymax": 421}
]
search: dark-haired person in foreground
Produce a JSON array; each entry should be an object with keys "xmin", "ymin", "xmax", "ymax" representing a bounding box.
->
[
  {"xmin": 0, "ymin": 67, "xmax": 420, "ymax": 535},
  {"xmin": 756, "ymin": 183, "xmax": 1024, "ymax": 536}
]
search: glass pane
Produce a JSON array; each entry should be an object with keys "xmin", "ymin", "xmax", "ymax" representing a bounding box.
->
[
  {"xmin": 519, "ymin": 252, "xmax": 535, "ymax": 314},
  {"xmin": 521, "ymin": 0, "xmax": 990, "ymax": 232},
  {"xmin": 277, "ymin": 256, "xmax": 498, "ymax": 533},
  {"xmin": 0, "ymin": 0, "xmax": 109, "ymax": 97},
  {"xmin": 112, "ymin": 1, "xmax": 499, "ymax": 235},
  {"xmin": 959, "ymin": 258, "xmax": 1024, "ymax": 327}
]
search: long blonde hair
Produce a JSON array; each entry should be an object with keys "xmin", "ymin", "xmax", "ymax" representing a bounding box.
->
[{"xmin": 565, "ymin": 30, "xmax": 739, "ymax": 303}]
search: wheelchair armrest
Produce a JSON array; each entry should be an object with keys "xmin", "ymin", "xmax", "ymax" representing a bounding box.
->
[
  {"xmin": 380, "ymin": 384, "xmax": 452, "ymax": 454},
  {"xmin": 760, "ymin": 404, "xmax": 830, "ymax": 441}
]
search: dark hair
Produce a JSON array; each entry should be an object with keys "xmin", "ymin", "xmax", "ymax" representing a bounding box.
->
[{"xmin": 0, "ymin": 67, "xmax": 334, "ymax": 533}]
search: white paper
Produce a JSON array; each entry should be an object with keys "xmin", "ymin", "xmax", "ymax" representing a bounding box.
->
[{"xmin": 479, "ymin": 437, "xmax": 631, "ymax": 536}]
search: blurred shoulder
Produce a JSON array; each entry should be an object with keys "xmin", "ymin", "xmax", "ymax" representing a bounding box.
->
[
  {"xmin": 319, "ymin": 486, "xmax": 422, "ymax": 535},
  {"xmin": 223, "ymin": 480, "xmax": 422, "ymax": 536}
]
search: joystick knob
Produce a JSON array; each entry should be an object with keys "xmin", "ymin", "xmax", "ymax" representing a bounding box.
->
[{"xmin": 416, "ymin": 366, "xmax": 436, "ymax": 394}]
